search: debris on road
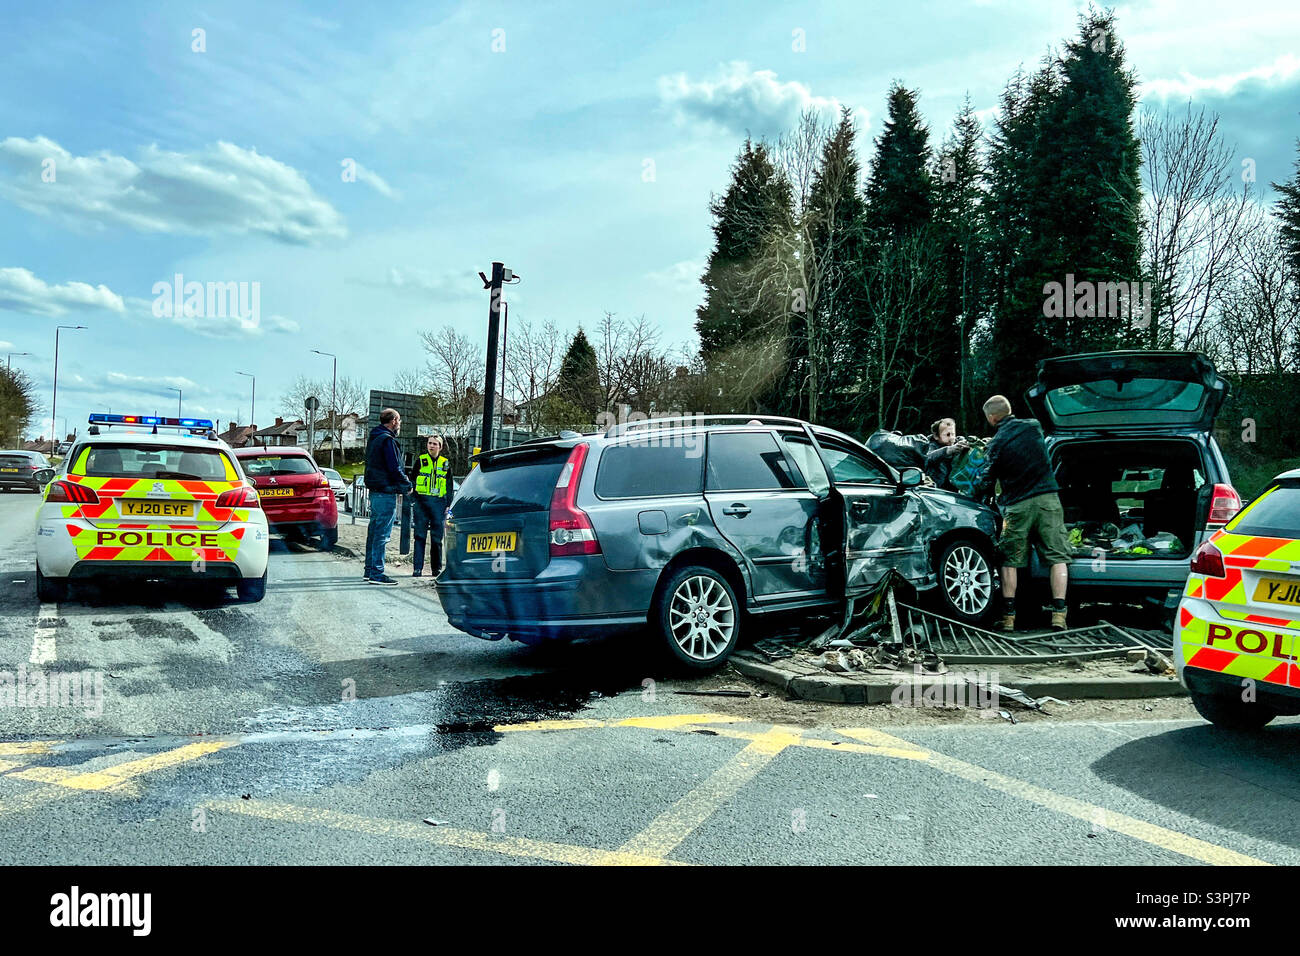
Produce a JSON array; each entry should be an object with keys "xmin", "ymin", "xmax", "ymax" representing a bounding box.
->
[
  {"xmin": 423, "ymin": 818, "xmax": 452, "ymax": 827},
  {"xmin": 672, "ymin": 689, "xmax": 753, "ymax": 698}
]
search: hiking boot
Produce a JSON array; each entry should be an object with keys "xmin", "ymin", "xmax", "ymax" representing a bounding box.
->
[
  {"xmin": 1000, "ymin": 613, "xmax": 1016, "ymax": 633},
  {"xmin": 1050, "ymin": 609, "xmax": 1068, "ymax": 631}
]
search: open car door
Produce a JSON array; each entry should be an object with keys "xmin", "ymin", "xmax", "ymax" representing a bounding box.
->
[{"xmin": 785, "ymin": 425, "xmax": 933, "ymax": 603}]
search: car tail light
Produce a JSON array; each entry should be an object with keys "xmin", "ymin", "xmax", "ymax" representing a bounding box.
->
[
  {"xmin": 549, "ymin": 443, "xmax": 600, "ymax": 556},
  {"xmin": 215, "ymin": 485, "xmax": 261, "ymax": 509},
  {"xmin": 1207, "ymin": 483, "xmax": 1242, "ymax": 524},
  {"xmin": 46, "ymin": 480, "xmax": 99, "ymax": 504},
  {"xmin": 1189, "ymin": 540, "xmax": 1226, "ymax": 578}
]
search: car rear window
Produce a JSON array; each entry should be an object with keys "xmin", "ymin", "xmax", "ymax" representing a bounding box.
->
[
  {"xmin": 76, "ymin": 444, "xmax": 235, "ymax": 481},
  {"xmin": 595, "ymin": 442, "xmax": 703, "ymax": 498},
  {"xmin": 453, "ymin": 446, "xmax": 569, "ymax": 518},
  {"xmin": 0, "ymin": 454, "xmax": 33, "ymax": 467},
  {"xmin": 241, "ymin": 455, "xmax": 318, "ymax": 476},
  {"xmin": 1230, "ymin": 482, "xmax": 1300, "ymax": 538}
]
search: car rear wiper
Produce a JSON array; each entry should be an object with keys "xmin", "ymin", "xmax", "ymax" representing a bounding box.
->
[{"xmin": 154, "ymin": 471, "xmax": 203, "ymax": 480}]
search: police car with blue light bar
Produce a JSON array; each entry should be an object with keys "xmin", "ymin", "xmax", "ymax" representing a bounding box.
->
[{"xmin": 33, "ymin": 414, "xmax": 270, "ymax": 602}]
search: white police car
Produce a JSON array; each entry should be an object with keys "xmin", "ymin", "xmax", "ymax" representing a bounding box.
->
[{"xmin": 34, "ymin": 414, "xmax": 270, "ymax": 602}]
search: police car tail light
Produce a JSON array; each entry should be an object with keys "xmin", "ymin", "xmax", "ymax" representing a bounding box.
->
[
  {"xmin": 1189, "ymin": 540, "xmax": 1226, "ymax": 578},
  {"xmin": 549, "ymin": 443, "xmax": 600, "ymax": 556},
  {"xmin": 46, "ymin": 480, "xmax": 99, "ymax": 505},
  {"xmin": 215, "ymin": 486, "xmax": 261, "ymax": 509},
  {"xmin": 1207, "ymin": 483, "xmax": 1242, "ymax": 524}
]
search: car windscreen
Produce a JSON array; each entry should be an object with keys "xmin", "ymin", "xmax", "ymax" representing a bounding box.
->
[
  {"xmin": 321, "ymin": 469, "xmax": 342, "ymax": 481},
  {"xmin": 452, "ymin": 447, "xmax": 569, "ymax": 517},
  {"xmin": 241, "ymin": 455, "xmax": 318, "ymax": 477},
  {"xmin": 1230, "ymin": 481, "xmax": 1300, "ymax": 538},
  {"xmin": 76, "ymin": 444, "xmax": 235, "ymax": 481}
]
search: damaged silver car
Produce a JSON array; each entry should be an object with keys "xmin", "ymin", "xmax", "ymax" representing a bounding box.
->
[{"xmin": 436, "ymin": 415, "xmax": 1000, "ymax": 669}]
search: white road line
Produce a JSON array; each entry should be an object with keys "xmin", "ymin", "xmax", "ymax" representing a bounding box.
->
[{"xmin": 29, "ymin": 603, "xmax": 58, "ymax": 666}]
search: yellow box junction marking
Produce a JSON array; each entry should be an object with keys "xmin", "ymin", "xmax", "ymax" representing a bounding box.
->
[
  {"xmin": 207, "ymin": 799, "xmax": 688, "ymax": 867},
  {"xmin": 0, "ymin": 738, "xmax": 237, "ymax": 818},
  {"xmin": 619, "ymin": 725, "xmax": 802, "ymax": 859},
  {"xmin": 836, "ymin": 727, "xmax": 1270, "ymax": 867}
]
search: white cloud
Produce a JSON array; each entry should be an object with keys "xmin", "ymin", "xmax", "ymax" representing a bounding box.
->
[
  {"xmin": 1142, "ymin": 53, "xmax": 1300, "ymax": 99},
  {"xmin": 263, "ymin": 314, "xmax": 300, "ymax": 333},
  {"xmin": 0, "ymin": 137, "xmax": 347, "ymax": 245},
  {"xmin": 658, "ymin": 62, "xmax": 849, "ymax": 137},
  {"xmin": 0, "ymin": 266, "xmax": 125, "ymax": 317},
  {"xmin": 353, "ymin": 161, "xmax": 397, "ymax": 198},
  {"xmin": 358, "ymin": 266, "xmax": 480, "ymax": 299},
  {"xmin": 647, "ymin": 259, "xmax": 705, "ymax": 292},
  {"xmin": 104, "ymin": 371, "xmax": 198, "ymax": 391}
]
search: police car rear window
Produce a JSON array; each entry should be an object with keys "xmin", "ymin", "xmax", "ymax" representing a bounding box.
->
[
  {"xmin": 79, "ymin": 445, "xmax": 233, "ymax": 481},
  {"xmin": 1230, "ymin": 482, "xmax": 1300, "ymax": 538}
]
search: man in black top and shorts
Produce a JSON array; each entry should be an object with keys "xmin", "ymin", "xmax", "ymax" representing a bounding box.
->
[{"xmin": 973, "ymin": 395, "xmax": 1071, "ymax": 631}]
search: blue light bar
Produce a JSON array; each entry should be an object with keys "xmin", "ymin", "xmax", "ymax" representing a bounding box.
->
[{"xmin": 89, "ymin": 413, "xmax": 214, "ymax": 429}]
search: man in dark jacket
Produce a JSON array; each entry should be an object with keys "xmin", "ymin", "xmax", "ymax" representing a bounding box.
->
[
  {"xmin": 362, "ymin": 408, "xmax": 413, "ymax": 584},
  {"xmin": 973, "ymin": 395, "xmax": 1070, "ymax": 631}
]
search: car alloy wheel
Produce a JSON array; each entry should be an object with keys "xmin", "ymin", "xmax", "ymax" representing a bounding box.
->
[
  {"xmin": 943, "ymin": 543, "xmax": 993, "ymax": 617},
  {"xmin": 668, "ymin": 573, "xmax": 736, "ymax": 662}
]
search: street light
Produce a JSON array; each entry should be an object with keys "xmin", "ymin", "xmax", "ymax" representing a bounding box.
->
[
  {"xmin": 52, "ymin": 325, "xmax": 85, "ymax": 456},
  {"xmin": 168, "ymin": 386, "xmax": 182, "ymax": 417},
  {"xmin": 311, "ymin": 349, "xmax": 337, "ymax": 468},
  {"xmin": 236, "ymin": 371, "xmax": 256, "ymax": 435},
  {"xmin": 6, "ymin": 351, "xmax": 30, "ymax": 369}
]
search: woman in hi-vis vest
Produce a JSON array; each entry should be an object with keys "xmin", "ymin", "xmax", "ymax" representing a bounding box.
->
[{"xmin": 411, "ymin": 434, "xmax": 451, "ymax": 578}]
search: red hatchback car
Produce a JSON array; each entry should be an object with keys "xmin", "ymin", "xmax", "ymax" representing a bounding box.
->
[{"xmin": 234, "ymin": 447, "xmax": 338, "ymax": 549}]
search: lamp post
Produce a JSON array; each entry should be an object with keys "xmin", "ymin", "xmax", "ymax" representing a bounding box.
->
[
  {"xmin": 168, "ymin": 386, "xmax": 182, "ymax": 417},
  {"xmin": 6, "ymin": 351, "xmax": 29, "ymax": 369},
  {"xmin": 236, "ymin": 371, "xmax": 255, "ymax": 434},
  {"xmin": 52, "ymin": 325, "xmax": 85, "ymax": 456},
  {"xmin": 311, "ymin": 349, "xmax": 337, "ymax": 467}
]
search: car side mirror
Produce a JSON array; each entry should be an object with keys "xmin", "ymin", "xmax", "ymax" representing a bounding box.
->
[
  {"xmin": 898, "ymin": 467, "xmax": 924, "ymax": 489},
  {"xmin": 34, "ymin": 468, "xmax": 56, "ymax": 486}
]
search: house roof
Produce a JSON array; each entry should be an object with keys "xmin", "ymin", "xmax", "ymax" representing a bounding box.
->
[{"xmin": 254, "ymin": 419, "xmax": 303, "ymax": 437}]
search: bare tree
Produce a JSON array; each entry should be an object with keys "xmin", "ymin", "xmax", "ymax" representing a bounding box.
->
[
  {"xmin": 729, "ymin": 109, "xmax": 841, "ymax": 421},
  {"xmin": 1212, "ymin": 209, "xmax": 1300, "ymax": 375},
  {"xmin": 1140, "ymin": 105, "xmax": 1255, "ymax": 349},
  {"xmin": 503, "ymin": 316, "xmax": 564, "ymax": 414},
  {"xmin": 593, "ymin": 312, "xmax": 674, "ymax": 413},
  {"xmin": 419, "ymin": 325, "xmax": 484, "ymax": 428}
]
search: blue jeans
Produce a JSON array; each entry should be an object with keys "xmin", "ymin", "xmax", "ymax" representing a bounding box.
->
[{"xmin": 365, "ymin": 492, "xmax": 398, "ymax": 577}]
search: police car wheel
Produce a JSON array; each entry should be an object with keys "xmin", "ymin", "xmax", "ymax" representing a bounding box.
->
[
  {"xmin": 1188, "ymin": 687, "xmax": 1275, "ymax": 731},
  {"xmin": 36, "ymin": 566, "xmax": 67, "ymax": 603},
  {"xmin": 237, "ymin": 570, "xmax": 267, "ymax": 603}
]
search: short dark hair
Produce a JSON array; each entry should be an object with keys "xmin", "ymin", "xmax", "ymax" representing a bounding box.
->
[{"xmin": 379, "ymin": 407, "xmax": 399, "ymax": 425}]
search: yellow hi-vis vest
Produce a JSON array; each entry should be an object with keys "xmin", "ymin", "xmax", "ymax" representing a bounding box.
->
[{"xmin": 416, "ymin": 453, "xmax": 449, "ymax": 497}]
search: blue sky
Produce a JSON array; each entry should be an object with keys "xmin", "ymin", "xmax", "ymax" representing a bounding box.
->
[{"xmin": 2, "ymin": 0, "xmax": 1298, "ymax": 440}]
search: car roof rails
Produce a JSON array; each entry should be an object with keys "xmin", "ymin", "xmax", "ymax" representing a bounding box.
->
[{"xmin": 604, "ymin": 414, "xmax": 806, "ymax": 439}]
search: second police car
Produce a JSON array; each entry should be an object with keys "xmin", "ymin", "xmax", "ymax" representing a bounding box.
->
[
  {"xmin": 33, "ymin": 414, "xmax": 270, "ymax": 602},
  {"xmin": 1177, "ymin": 468, "xmax": 1300, "ymax": 729}
]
